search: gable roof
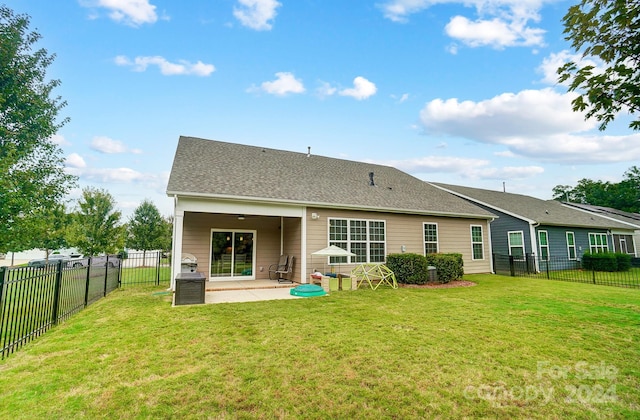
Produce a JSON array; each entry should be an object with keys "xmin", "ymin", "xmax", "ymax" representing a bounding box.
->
[
  {"xmin": 562, "ymin": 202, "xmax": 640, "ymax": 229},
  {"xmin": 167, "ymin": 136, "xmax": 494, "ymax": 219},
  {"xmin": 431, "ymin": 182, "xmax": 633, "ymax": 230}
]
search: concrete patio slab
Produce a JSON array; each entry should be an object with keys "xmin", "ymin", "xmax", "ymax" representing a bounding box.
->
[{"xmin": 204, "ymin": 287, "xmax": 302, "ymax": 304}]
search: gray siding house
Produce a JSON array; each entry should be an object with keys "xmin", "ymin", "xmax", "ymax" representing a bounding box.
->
[
  {"xmin": 561, "ymin": 203, "xmax": 640, "ymax": 256},
  {"xmin": 431, "ymin": 183, "xmax": 635, "ymax": 269},
  {"xmin": 166, "ymin": 137, "xmax": 496, "ymax": 289}
]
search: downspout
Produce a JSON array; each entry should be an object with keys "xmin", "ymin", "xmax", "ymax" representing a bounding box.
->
[
  {"xmin": 487, "ymin": 218, "xmax": 495, "ymax": 274},
  {"xmin": 530, "ymin": 223, "xmax": 540, "ymax": 272}
]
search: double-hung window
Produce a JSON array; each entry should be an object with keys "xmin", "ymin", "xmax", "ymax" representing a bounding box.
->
[
  {"xmin": 538, "ymin": 230, "xmax": 549, "ymax": 260},
  {"xmin": 589, "ymin": 233, "xmax": 609, "ymax": 253},
  {"xmin": 328, "ymin": 218, "xmax": 386, "ymax": 264},
  {"xmin": 566, "ymin": 232, "xmax": 576, "ymax": 260},
  {"xmin": 424, "ymin": 223, "xmax": 438, "ymax": 254},
  {"xmin": 508, "ymin": 231, "xmax": 525, "ymax": 258},
  {"xmin": 471, "ymin": 225, "xmax": 484, "ymax": 260}
]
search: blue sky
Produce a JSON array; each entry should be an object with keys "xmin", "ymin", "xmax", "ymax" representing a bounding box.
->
[{"xmin": 7, "ymin": 0, "xmax": 640, "ymax": 218}]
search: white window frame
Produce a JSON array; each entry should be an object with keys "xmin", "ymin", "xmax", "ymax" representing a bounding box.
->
[
  {"xmin": 470, "ymin": 225, "xmax": 484, "ymax": 260},
  {"xmin": 566, "ymin": 232, "xmax": 577, "ymax": 260},
  {"xmin": 423, "ymin": 222, "xmax": 439, "ymax": 255},
  {"xmin": 538, "ymin": 230, "xmax": 550, "ymax": 261},
  {"xmin": 589, "ymin": 232, "xmax": 609, "ymax": 253},
  {"xmin": 619, "ymin": 237, "xmax": 629, "ymax": 254},
  {"xmin": 508, "ymin": 230, "xmax": 525, "ymax": 258},
  {"xmin": 328, "ymin": 218, "xmax": 386, "ymax": 264}
]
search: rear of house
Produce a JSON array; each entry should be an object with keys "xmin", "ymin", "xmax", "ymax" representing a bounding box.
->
[
  {"xmin": 167, "ymin": 137, "xmax": 495, "ymax": 289},
  {"xmin": 432, "ymin": 183, "xmax": 636, "ymax": 272}
]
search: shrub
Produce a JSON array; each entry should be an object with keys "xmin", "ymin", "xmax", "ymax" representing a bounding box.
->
[
  {"xmin": 581, "ymin": 252, "xmax": 631, "ymax": 272},
  {"xmin": 386, "ymin": 253, "xmax": 428, "ymax": 284},
  {"xmin": 426, "ymin": 253, "xmax": 464, "ymax": 283}
]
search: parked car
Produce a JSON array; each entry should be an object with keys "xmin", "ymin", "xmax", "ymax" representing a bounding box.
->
[
  {"xmin": 27, "ymin": 254, "xmax": 71, "ymax": 268},
  {"xmin": 90, "ymin": 255, "xmax": 120, "ymax": 268}
]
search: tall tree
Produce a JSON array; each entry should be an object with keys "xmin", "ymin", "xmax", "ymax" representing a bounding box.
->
[
  {"xmin": 28, "ymin": 203, "xmax": 72, "ymax": 259},
  {"xmin": 557, "ymin": 0, "xmax": 640, "ymax": 131},
  {"xmin": 0, "ymin": 6, "xmax": 77, "ymax": 253},
  {"xmin": 552, "ymin": 166, "xmax": 640, "ymax": 213},
  {"xmin": 68, "ymin": 188, "xmax": 125, "ymax": 256},
  {"xmin": 127, "ymin": 200, "xmax": 166, "ymax": 261}
]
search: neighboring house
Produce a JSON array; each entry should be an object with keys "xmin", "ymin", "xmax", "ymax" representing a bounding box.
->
[
  {"xmin": 431, "ymin": 183, "xmax": 636, "ymax": 267},
  {"xmin": 561, "ymin": 203, "xmax": 640, "ymax": 256},
  {"xmin": 166, "ymin": 136, "xmax": 496, "ymax": 289}
]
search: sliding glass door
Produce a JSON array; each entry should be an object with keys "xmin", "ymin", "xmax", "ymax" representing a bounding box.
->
[{"xmin": 210, "ymin": 230, "xmax": 255, "ymax": 279}]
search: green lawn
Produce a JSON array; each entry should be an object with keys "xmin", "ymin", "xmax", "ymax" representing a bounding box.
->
[{"xmin": 0, "ymin": 275, "xmax": 638, "ymax": 419}]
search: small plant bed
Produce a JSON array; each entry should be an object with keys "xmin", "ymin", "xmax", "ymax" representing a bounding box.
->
[{"xmin": 398, "ymin": 280, "xmax": 476, "ymax": 289}]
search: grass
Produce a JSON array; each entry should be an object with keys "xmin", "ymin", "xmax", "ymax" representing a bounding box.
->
[{"xmin": 0, "ymin": 275, "xmax": 638, "ymax": 419}]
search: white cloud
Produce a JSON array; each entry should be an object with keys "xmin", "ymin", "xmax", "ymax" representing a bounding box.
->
[
  {"xmin": 257, "ymin": 72, "xmax": 305, "ymax": 96},
  {"xmin": 66, "ymin": 153, "xmax": 87, "ymax": 168},
  {"xmin": 316, "ymin": 81, "xmax": 338, "ymax": 98},
  {"xmin": 376, "ymin": 155, "xmax": 543, "ymax": 180},
  {"xmin": 419, "ymin": 87, "xmax": 640, "ymax": 163},
  {"xmin": 538, "ymin": 50, "xmax": 602, "ymax": 86},
  {"xmin": 50, "ymin": 134, "xmax": 70, "ymax": 146},
  {"xmin": 380, "ymin": 0, "xmax": 551, "ymax": 49},
  {"xmin": 89, "ymin": 136, "xmax": 143, "ymax": 155},
  {"xmin": 81, "ymin": 0, "xmax": 158, "ymax": 26},
  {"xmin": 445, "ymin": 15, "xmax": 545, "ymax": 49},
  {"xmin": 339, "ymin": 76, "xmax": 377, "ymax": 100},
  {"xmin": 115, "ymin": 55, "xmax": 215, "ymax": 76},
  {"xmin": 233, "ymin": 0, "xmax": 281, "ymax": 31}
]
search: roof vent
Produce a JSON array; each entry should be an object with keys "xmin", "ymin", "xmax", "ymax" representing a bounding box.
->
[
  {"xmin": 369, "ymin": 172, "xmax": 376, "ymax": 186},
  {"xmin": 307, "ymin": 146, "xmax": 311, "ymax": 157}
]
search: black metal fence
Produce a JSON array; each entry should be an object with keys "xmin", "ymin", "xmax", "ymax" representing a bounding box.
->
[
  {"xmin": 493, "ymin": 253, "xmax": 640, "ymax": 289},
  {"xmin": 0, "ymin": 251, "xmax": 171, "ymax": 359}
]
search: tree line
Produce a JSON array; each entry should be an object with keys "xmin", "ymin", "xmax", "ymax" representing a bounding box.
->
[
  {"xmin": 552, "ymin": 166, "xmax": 640, "ymax": 213},
  {"xmin": 3, "ymin": 186, "xmax": 173, "ymax": 260},
  {"xmin": 0, "ymin": 6, "xmax": 171, "ymax": 259}
]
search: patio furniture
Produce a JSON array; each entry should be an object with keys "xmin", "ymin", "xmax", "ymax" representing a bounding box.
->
[
  {"xmin": 275, "ymin": 256, "xmax": 295, "ymax": 283},
  {"xmin": 351, "ymin": 263, "xmax": 398, "ymax": 290},
  {"xmin": 269, "ymin": 255, "xmax": 294, "ymax": 283}
]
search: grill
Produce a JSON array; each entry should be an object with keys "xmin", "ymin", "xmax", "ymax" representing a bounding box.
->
[{"xmin": 181, "ymin": 253, "xmax": 198, "ymax": 273}]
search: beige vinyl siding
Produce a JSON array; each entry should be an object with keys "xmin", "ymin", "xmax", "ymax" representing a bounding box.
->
[
  {"xmin": 182, "ymin": 212, "xmax": 284, "ymax": 280},
  {"xmin": 306, "ymin": 207, "xmax": 491, "ymax": 275}
]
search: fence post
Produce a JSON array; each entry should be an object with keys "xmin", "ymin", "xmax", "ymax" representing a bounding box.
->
[
  {"xmin": 0, "ymin": 266, "xmax": 5, "ymax": 304},
  {"xmin": 546, "ymin": 257, "xmax": 550, "ymax": 279},
  {"xmin": 51, "ymin": 259, "xmax": 64, "ymax": 325},
  {"xmin": 156, "ymin": 251, "xmax": 161, "ymax": 286},
  {"xmin": 509, "ymin": 255, "xmax": 515, "ymax": 277},
  {"xmin": 103, "ymin": 255, "xmax": 109, "ymax": 297},
  {"xmin": 84, "ymin": 257, "xmax": 92, "ymax": 307},
  {"xmin": 118, "ymin": 256, "xmax": 122, "ymax": 288},
  {"xmin": 592, "ymin": 269, "xmax": 596, "ymax": 284}
]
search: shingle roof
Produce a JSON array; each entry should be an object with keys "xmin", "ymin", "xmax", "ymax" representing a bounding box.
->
[
  {"xmin": 562, "ymin": 202, "xmax": 640, "ymax": 228},
  {"xmin": 432, "ymin": 182, "xmax": 633, "ymax": 230},
  {"xmin": 167, "ymin": 136, "xmax": 494, "ymax": 218}
]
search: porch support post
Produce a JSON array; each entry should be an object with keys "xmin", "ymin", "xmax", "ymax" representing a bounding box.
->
[
  {"xmin": 301, "ymin": 210, "xmax": 307, "ymax": 283},
  {"xmin": 171, "ymin": 207, "xmax": 185, "ymax": 291}
]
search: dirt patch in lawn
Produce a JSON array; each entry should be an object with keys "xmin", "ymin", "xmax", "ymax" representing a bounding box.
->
[{"xmin": 398, "ymin": 280, "xmax": 476, "ymax": 289}]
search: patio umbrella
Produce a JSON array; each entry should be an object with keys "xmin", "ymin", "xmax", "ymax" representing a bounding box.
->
[{"xmin": 311, "ymin": 245, "xmax": 355, "ymax": 275}]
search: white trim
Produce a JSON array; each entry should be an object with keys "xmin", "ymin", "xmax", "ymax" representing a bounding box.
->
[
  {"xmin": 538, "ymin": 230, "xmax": 549, "ymax": 261},
  {"xmin": 423, "ymin": 222, "xmax": 439, "ymax": 255},
  {"xmin": 170, "ymin": 207, "xmax": 184, "ymax": 290},
  {"xmin": 209, "ymin": 229, "xmax": 257, "ymax": 281},
  {"xmin": 328, "ymin": 217, "xmax": 387, "ymax": 264},
  {"xmin": 168, "ymin": 191, "xmax": 494, "ymax": 220},
  {"xmin": 508, "ymin": 230, "xmax": 525, "ymax": 258},
  {"xmin": 566, "ymin": 231, "xmax": 577, "ymax": 260},
  {"xmin": 470, "ymin": 224, "xmax": 484, "ymax": 260}
]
